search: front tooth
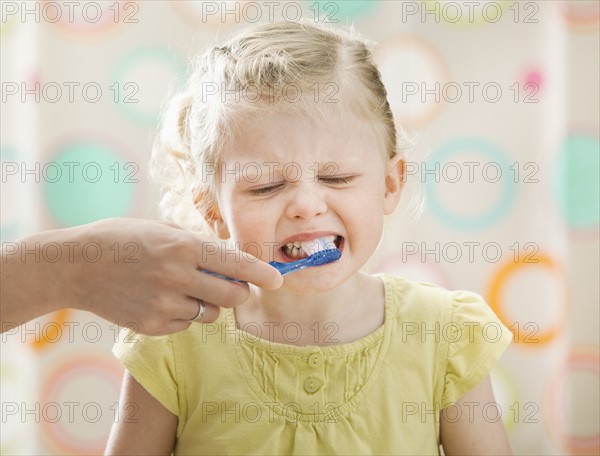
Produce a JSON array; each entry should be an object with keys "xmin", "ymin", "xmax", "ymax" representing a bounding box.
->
[
  {"xmin": 300, "ymin": 239, "xmax": 318, "ymax": 255},
  {"xmin": 294, "ymin": 241, "xmax": 301, "ymax": 248},
  {"xmin": 287, "ymin": 243, "xmax": 294, "ymax": 249},
  {"xmin": 301, "ymin": 235, "xmax": 337, "ymax": 256},
  {"xmin": 321, "ymin": 235, "xmax": 336, "ymax": 249}
]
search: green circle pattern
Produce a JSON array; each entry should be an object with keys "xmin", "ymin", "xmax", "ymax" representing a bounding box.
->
[
  {"xmin": 44, "ymin": 142, "xmax": 135, "ymax": 226},
  {"xmin": 554, "ymin": 135, "xmax": 600, "ymax": 228},
  {"xmin": 307, "ymin": 1, "xmax": 376, "ymax": 21},
  {"xmin": 112, "ymin": 47, "xmax": 185, "ymax": 126}
]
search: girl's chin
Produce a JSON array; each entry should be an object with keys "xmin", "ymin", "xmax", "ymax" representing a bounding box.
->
[{"xmin": 279, "ymin": 273, "xmax": 347, "ymax": 294}]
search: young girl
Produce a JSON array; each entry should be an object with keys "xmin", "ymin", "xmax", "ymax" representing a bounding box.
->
[{"xmin": 107, "ymin": 19, "xmax": 513, "ymax": 455}]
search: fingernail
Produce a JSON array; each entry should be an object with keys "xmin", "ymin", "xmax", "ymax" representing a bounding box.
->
[{"xmin": 272, "ymin": 273, "xmax": 283, "ymax": 288}]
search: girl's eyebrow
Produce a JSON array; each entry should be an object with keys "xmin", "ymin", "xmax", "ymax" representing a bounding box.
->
[
  {"xmin": 228, "ymin": 161, "xmax": 285, "ymax": 184},
  {"xmin": 227, "ymin": 160, "xmax": 361, "ymax": 185},
  {"xmin": 312, "ymin": 161, "xmax": 342, "ymax": 175}
]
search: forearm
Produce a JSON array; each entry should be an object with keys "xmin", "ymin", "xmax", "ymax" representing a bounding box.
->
[
  {"xmin": 0, "ymin": 226, "xmax": 83, "ymax": 331},
  {"xmin": 1, "ymin": 217, "xmax": 282, "ymax": 335}
]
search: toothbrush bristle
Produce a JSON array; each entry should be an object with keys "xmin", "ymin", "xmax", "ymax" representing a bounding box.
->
[{"xmin": 309, "ymin": 248, "xmax": 341, "ymax": 265}]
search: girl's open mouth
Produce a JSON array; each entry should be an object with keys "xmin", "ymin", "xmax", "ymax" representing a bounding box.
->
[{"xmin": 279, "ymin": 235, "xmax": 343, "ymax": 262}]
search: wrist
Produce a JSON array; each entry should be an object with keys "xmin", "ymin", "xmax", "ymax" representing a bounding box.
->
[{"xmin": 23, "ymin": 226, "xmax": 87, "ymax": 313}]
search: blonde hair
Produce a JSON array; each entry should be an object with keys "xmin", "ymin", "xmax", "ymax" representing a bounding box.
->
[{"xmin": 150, "ymin": 18, "xmax": 411, "ymax": 235}]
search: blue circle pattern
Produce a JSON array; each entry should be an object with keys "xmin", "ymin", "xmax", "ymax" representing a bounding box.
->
[{"xmin": 425, "ymin": 137, "xmax": 517, "ymax": 230}]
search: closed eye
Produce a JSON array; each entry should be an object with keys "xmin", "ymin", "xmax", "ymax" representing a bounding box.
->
[
  {"xmin": 248, "ymin": 183, "xmax": 284, "ymax": 195},
  {"xmin": 319, "ymin": 176, "xmax": 354, "ymax": 184}
]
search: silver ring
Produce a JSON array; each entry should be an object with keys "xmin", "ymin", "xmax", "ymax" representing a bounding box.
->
[{"xmin": 191, "ymin": 300, "xmax": 206, "ymax": 322}]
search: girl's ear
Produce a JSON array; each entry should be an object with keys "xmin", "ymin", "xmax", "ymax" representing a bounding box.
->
[
  {"xmin": 383, "ymin": 156, "xmax": 405, "ymax": 215},
  {"xmin": 194, "ymin": 189, "xmax": 230, "ymax": 239}
]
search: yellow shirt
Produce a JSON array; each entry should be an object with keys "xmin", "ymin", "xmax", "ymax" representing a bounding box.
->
[{"xmin": 113, "ymin": 274, "xmax": 512, "ymax": 455}]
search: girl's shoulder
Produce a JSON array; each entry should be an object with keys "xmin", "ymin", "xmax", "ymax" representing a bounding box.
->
[
  {"xmin": 376, "ymin": 273, "xmax": 512, "ymax": 406},
  {"xmin": 375, "ymin": 272, "xmax": 500, "ymax": 328}
]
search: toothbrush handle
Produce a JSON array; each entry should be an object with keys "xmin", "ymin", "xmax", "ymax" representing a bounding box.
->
[
  {"xmin": 268, "ymin": 260, "xmax": 308, "ymax": 275},
  {"xmin": 201, "ymin": 260, "xmax": 303, "ymax": 282}
]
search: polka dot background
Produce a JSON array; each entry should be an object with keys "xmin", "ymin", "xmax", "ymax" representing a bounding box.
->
[
  {"xmin": 1, "ymin": 2, "xmax": 598, "ymax": 454},
  {"xmin": 43, "ymin": 138, "xmax": 138, "ymax": 226},
  {"xmin": 0, "ymin": 146, "xmax": 22, "ymax": 240},
  {"xmin": 111, "ymin": 47, "xmax": 186, "ymax": 125},
  {"xmin": 43, "ymin": 0, "xmax": 136, "ymax": 41},
  {"xmin": 554, "ymin": 134, "xmax": 600, "ymax": 231},
  {"xmin": 424, "ymin": 137, "xmax": 517, "ymax": 230},
  {"xmin": 376, "ymin": 34, "xmax": 450, "ymax": 128}
]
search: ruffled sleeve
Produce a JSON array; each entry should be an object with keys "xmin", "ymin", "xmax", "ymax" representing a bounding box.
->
[
  {"xmin": 112, "ymin": 329, "xmax": 180, "ymax": 416},
  {"xmin": 441, "ymin": 290, "xmax": 512, "ymax": 406}
]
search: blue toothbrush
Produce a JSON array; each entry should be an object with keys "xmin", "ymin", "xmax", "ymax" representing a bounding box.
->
[
  {"xmin": 202, "ymin": 248, "xmax": 341, "ymax": 283},
  {"xmin": 268, "ymin": 248, "xmax": 341, "ymax": 275}
]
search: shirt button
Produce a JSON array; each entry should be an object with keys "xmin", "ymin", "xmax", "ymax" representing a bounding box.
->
[
  {"xmin": 308, "ymin": 353, "xmax": 322, "ymax": 368},
  {"xmin": 303, "ymin": 377, "xmax": 322, "ymax": 394}
]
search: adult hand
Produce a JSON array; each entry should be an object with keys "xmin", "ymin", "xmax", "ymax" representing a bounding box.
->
[{"xmin": 0, "ymin": 218, "xmax": 283, "ymax": 335}]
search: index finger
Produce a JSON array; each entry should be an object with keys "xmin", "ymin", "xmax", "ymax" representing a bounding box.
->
[{"xmin": 197, "ymin": 242, "xmax": 283, "ymax": 289}]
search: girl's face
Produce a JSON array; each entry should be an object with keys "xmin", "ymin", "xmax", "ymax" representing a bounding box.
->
[{"xmin": 213, "ymin": 108, "xmax": 404, "ymax": 293}]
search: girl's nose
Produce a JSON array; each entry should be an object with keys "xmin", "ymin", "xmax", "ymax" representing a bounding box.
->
[{"xmin": 284, "ymin": 184, "xmax": 328, "ymax": 220}]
